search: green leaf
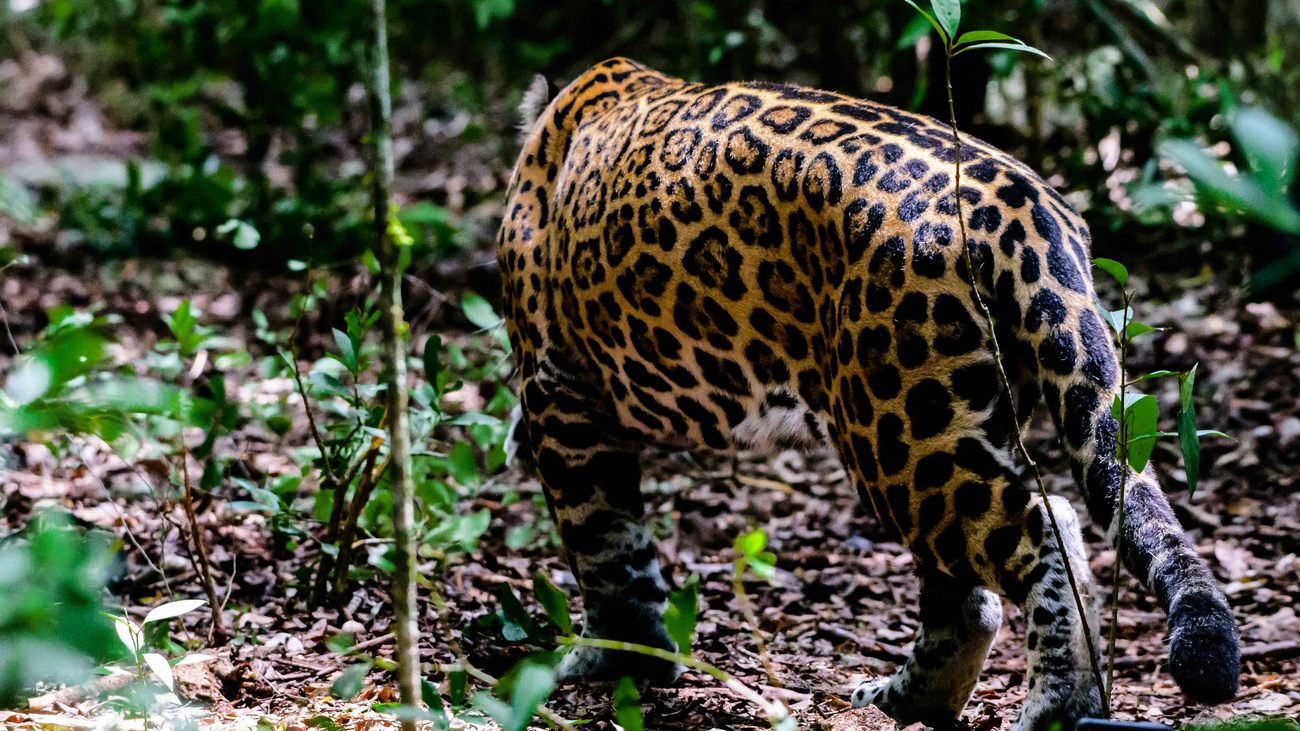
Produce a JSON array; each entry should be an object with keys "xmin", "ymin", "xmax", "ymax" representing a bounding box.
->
[
  {"xmin": 0, "ymin": 175, "xmax": 38, "ymax": 225},
  {"xmin": 1129, "ymin": 370, "xmax": 1180, "ymax": 383},
  {"xmin": 509, "ymin": 664, "xmax": 557, "ymax": 730},
  {"xmin": 512, "ymin": 660, "xmax": 559, "ymax": 728},
  {"xmin": 895, "ymin": 14, "xmax": 934, "ymax": 50},
  {"xmin": 423, "ymin": 335, "xmax": 443, "ymax": 381},
  {"xmin": 423, "ymin": 679, "xmax": 450, "ymax": 731},
  {"xmin": 1125, "ymin": 321, "xmax": 1162, "ymax": 339},
  {"xmin": 1113, "ymin": 392, "xmax": 1159, "ymax": 472},
  {"xmin": 748, "ymin": 551, "xmax": 777, "ymax": 581},
  {"xmin": 449, "ymin": 670, "xmax": 468, "ymax": 706},
  {"xmin": 447, "ymin": 441, "xmax": 480, "ymax": 488},
  {"xmin": 449, "ymin": 510, "xmax": 490, "ymax": 553},
  {"xmin": 532, "ymin": 571, "xmax": 573, "ymax": 635},
  {"xmin": 956, "ymin": 30, "xmax": 1021, "ymax": 45},
  {"xmin": 169, "ymin": 300, "xmax": 197, "ymax": 348},
  {"xmin": 1095, "ymin": 303, "xmax": 1134, "ymax": 336},
  {"xmin": 475, "ymin": 661, "xmax": 556, "ymax": 731},
  {"xmin": 1159, "ymin": 139, "xmax": 1300, "ymax": 234},
  {"xmin": 1230, "ymin": 107, "xmax": 1299, "ymax": 193},
  {"xmin": 952, "ymin": 41, "xmax": 1052, "ymax": 60},
  {"xmin": 928, "ymin": 0, "xmax": 961, "ymax": 43},
  {"xmin": 143, "ymin": 652, "xmax": 173, "ymax": 691},
  {"xmin": 1092, "ymin": 258, "xmax": 1129, "ymax": 287},
  {"xmin": 496, "ymin": 585, "xmax": 537, "ymax": 642},
  {"xmin": 461, "ymin": 292, "xmax": 500, "ymax": 330},
  {"xmin": 143, "ymin": 599, "xmax": 206, "ymax": 624},
  {"xmin": 422, "ymin": 678, "xmax": 443, "ymax": 711},
  {"xmin": 305, "ymin": 716, "xmax": 345, "ymax": 731},
  {"xmin": 662, "ymin": 575, "xmax": 699, "ymax": 655},
  {"xmin": 734, "ymin": 528, "xmax": 767, "ymax": 559},
  {"xmin": 331, "ymin": 662, "xmax": 370, "ymax": 699},
  {"xmin": 332, "ymin": 328, "xmax": 356, "ymax": 373},
  {"xmin": 613, "ymin": 677, "xmax": 645, "ymax": 731},
  {"xmin": 505, "ymin": 524, "xmax": 534, "ymax": 550},
  {"xmin": 216, "ymin": 219, "xmax": 261, "ymax": 250},
  {"xmin": 1178, "ymin": 365, "xmax": 1201, "ymax": 495},
  {"xmin": 901, "ymin": 0, "xmax": 948, "ymax": 44}
]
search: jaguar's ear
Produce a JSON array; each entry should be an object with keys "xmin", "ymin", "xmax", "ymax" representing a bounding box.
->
[{"xmin": 518, "ymin": 74, "xmax": 552, "ymax": 144}]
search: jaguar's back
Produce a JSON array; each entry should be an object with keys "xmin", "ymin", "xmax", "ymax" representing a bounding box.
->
[{"xmin": 498, "ymin": 57, "xmax": 1239, "ymax": 730}]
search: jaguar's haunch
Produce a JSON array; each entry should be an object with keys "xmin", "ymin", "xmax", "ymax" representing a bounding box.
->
[{"xmin": 497, "ymin": 57, "xmax": 1240, "ymax": 729}]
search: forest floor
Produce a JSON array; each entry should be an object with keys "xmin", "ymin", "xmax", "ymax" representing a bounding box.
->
[{"xmin": 3, "ymin": 50, "xmax": 1300, "ymax": 730}]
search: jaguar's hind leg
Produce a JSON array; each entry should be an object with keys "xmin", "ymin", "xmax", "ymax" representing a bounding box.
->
[
  {"xmin": 851, "ymin": 572, "xmax": 1002, "ymax": 725},
  {"xmin": 518, "ymin": 372, "xmax": 678, "ymax": 683},
  {"xmin": 1006, "ymin": 495, "xmax": 1104, "ymax": 731}
]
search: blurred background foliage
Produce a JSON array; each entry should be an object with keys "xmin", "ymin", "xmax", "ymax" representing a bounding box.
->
[{"xmin": 2, "ymin": 0, "xmax": 1298, "ymax": 293}]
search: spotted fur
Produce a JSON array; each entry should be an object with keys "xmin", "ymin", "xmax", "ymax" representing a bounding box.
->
[{"xmin": 497, "ymin": 58, "xmax": 1240, "ymax": 729}]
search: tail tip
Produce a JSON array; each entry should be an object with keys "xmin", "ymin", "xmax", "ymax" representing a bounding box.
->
[{"xmin": 1168, "ymin": 590, "xmax": 1241, "ymax": 703}]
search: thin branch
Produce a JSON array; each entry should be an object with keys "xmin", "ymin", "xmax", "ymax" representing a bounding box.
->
[
  {"xmin": 733, "ymin": 569, "xmax": 781, "ymax": 688},
  {"xmin": 0, "ymin": 294, "xmax": 18, "ymax": 356},
  {"xmin": 1106, "ymin": 289, "xmax": 1133, "ymax": 706},
  {"xmin": 369, "ymin": 0, "xmax": 421, "ymax": 722},
  {"xmin": 287, "ymin": 341, "xmax": 339, "ymax": 487},
  {"xmin": 943, "ymin": 51, "xmax": 1106, "ymax": 709},
  {"xmin": 177, "ymin": 448, "xmax": 227, "ymax": 645},
  {"xmin": 333, "ymin": 452, "xmax": 390, "ymax": 597},
  {"xmin": 82, "ymin": 454, "xmax": 170, "ymax": 595},
  {"xmin": 314, "ymin": 440, "xmax": 381, "ymax": 605}
]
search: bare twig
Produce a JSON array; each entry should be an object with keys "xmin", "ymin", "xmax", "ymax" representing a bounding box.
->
[
  {"xmin": 178, "ymin": 449, "xmax": 227, "ymax": 645},
  {"xmin": 0, "ymin": 295, "xmax": 18, "ymax": 356},
  {"xmin": 286, "ymin": 341, "xmax": 338, "ymax": 486},
  {"xmin": 82, "ymin": 454, "xmax": 171, "ymax": 595}
]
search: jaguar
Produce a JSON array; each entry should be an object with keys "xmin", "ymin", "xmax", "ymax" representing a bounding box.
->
[{"xmin": 496, "ymin": 57, "xmax": 1240, "ymax": 729}]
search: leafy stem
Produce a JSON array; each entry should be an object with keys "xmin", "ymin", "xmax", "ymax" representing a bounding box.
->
[
  {"xmin": 911, "ymin": 0, "xmax": 1107, "ymax": 711},
  {"xmin": 1105, "ymin": 286, "xmax": 1133, "ymax": 706},
  {"xmin": 733, "ymin": 528, "xmax": 781, "ymax": 688}
]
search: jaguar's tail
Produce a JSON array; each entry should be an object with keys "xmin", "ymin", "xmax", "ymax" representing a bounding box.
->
[
  {"xmin": 998, "ymin": 238, "xmax": 1240, "ymax": 703},
  {"xmin": 517, "ymin": 74, "xmax": 551, "ymax": 145}
]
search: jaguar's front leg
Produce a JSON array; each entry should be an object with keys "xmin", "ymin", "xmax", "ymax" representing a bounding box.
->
[{"xmin": 520, "ymin": 373, "xmax": 680, "ymax": 683}]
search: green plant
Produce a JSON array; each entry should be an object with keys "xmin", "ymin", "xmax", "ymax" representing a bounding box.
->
[
  {"xmin": 0, "ymin": 312, "xmax": 204, "ymax": 441},
  {"xmin": 902, "ymin": 0, "xmax": 1113, "ymax": 706},
  {"xmin": 906, "ymin": 1, "xmax": 1238, "ymax": 716},
  {"xmin": 296, "ymin": 294, "xmax": 510, "ymax": 606},
  {"xmin": 1089, "ymin": 258, "xmax": 1230, "ymax": 704},
  {"xmin": 438, "ymin": 532, "xmax": 793, "ymax": 730},
  {"xmin": 112, "ymin": 599, "xmax": 212, "ymax": 697},
  {"xmin": 0, "ymin": 513, "xmax": 120, "ymax": 706},
  {"xmin": 733, "ymin": 528, "xmax": 779, "ymax": 685}
]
